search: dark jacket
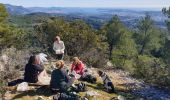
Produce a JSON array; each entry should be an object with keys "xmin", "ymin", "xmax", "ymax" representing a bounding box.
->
[
  {"xmin": 24, "ymin": 64, "xmax": 44, "ymax": 83},
  {"xmin": 50, "ymin": 68, "xmax": 70, "ymax": 89}
]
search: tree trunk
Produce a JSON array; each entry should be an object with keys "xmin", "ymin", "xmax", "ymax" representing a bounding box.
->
[
  {"xmin": 139, "ymin": 29, "xmax": 147, "ymax": 55},
  {"xmin": 109, "ymin": 45, "xmax": 113, "ymax": 60},
  {"xmin": 139, "ymin": 42, "xmax": 146, "ymax": 55}
]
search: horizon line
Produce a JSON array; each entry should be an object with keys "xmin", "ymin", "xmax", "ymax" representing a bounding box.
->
[{"xmin": 4, "ymin": 3, "xmax": 165, "ymax": 10}]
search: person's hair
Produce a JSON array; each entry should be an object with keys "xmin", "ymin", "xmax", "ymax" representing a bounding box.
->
[
  {"xmin": 54, "ymin": 36, "xmax": 60, "ymax": 41},
  {"xmin": 73, "ymin": 57, "xmax": 80, "ymax": 62},
  {"xmin": 55, "ymin": 60, "xmax": 64, "ymax": 69},
  {"xmin": 28, "ymin": 56, "xmax": 36, "ymax": 64},
  {"xmin": 35, "ymin": 55, "xmax": 40, "ymax": 65}
]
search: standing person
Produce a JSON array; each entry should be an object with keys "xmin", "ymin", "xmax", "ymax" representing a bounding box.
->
[{"xmin": 53, "ymin": 36, "xmax": 65, "ymax": 60}]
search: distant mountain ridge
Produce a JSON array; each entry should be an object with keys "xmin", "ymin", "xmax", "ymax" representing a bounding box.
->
[
  {"xmin": 4, "ymin": 4, "xmax": 164, "ymax": 14},
  {"xmin": 4, "ymin": 4, "xmax": 167, "ymax": 29},
  {"xmin": 5, "ymin": 4, "xmax": 31, "ymax": 14}
]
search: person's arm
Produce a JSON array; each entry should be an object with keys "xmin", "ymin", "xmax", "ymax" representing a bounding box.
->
[
  {"xmin": 53, "ymin": 42, "xmax": 56, "ymax": 51},
  {"xmin": 80, "ymin": 63, "xmax": 85, "ymax": 74},
  {"xmin": 71, "ymin": 63, "xmax": 75, "ymax": 72},
  {"xmin": 61, "ymin": 69, "xmax": 70, "ymax": 81},
  {"xmin": 35, "ymin": 64, "xmax": 44, "ymax": 72},
  {"xmin": 60, "ymin": 41, "xmax": 65, "ymax": 53}
]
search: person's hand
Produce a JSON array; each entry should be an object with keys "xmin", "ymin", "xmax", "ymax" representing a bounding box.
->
[
  {"xmin": 75, "ymin": 74, "xmax": 81, "ymax": 79},
  {"xmin": 69, "ymin": 73, "xmax": 75, "ymax": 78},
  {"xmin": 60, "ymin": 50, "xmax": 64, "ymax": 54}
]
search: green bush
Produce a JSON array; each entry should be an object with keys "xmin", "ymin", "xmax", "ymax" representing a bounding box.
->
[
  {"xmin": 133, "ymin": 55, "xmax": 170, "ymax": 87},
  {"xmin": 34, "ymin": 18, "xmax": 108, "ymax": 67}
]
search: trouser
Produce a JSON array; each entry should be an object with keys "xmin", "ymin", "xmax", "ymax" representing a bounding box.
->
[
  {"xmin": 56, "ymin": 54, "xmax": 64, "ymax": 60},
  {"xmin": 51, "ymin": 77, "xmax": 75, "ymax": 93},
  {"xmin": 60, "ymin": 77, "xmax": 75, "ymax": 93}
]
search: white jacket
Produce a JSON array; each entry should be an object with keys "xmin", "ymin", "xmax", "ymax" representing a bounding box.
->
[{"xmin": 53, "ymin": 41, "xmax": 65, "ymax": 54}]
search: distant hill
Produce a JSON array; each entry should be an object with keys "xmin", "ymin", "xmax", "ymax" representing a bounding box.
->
[
  {"xmin": 4, "ymin": 4, "xmax": 167, "ymax": 29},
  {"xmin": 5, "ymin": 4, "xmax": 31, "ymax": 14}
]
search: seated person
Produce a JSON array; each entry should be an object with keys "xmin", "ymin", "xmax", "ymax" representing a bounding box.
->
[
  {"xmin": 71, "ymin": 57, "xmax": 85, "ymax": 76},
  {"xmin": 71, "ymin": 57, "xmax": 97, "ymax": 83},
  {"xmin": 50, "ymin": 60, "xmax": 75, "ymax": 93},
  {"xmin": 24, "ymin": 55, "xmax": 49, "ymax": 84}
]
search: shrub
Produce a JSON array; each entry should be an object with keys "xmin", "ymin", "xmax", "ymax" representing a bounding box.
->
[{"xmin": 133, "ymin": 55, "xmax": 170, "ymax": 87}]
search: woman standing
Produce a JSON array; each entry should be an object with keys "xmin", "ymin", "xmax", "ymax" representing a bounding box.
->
[{"xmin": 53, "ymin": 36, "xmax": 65, "ymax": 60}]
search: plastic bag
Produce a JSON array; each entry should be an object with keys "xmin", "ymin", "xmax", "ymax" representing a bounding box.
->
[{"xmin": 17, "ymin": 82, "xmax": 29, "ymax": 92}]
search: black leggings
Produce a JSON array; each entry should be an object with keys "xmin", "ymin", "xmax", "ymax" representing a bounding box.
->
[
  {"xmin": 56, "ymin": 54, "xmax": 64, "ymax": 60},
  {"xmin": 60, "ymin": 77, "xmax": 75, "ymax": 93},
  {"xmin": 51, "ymin": 77, "xmax": 75, "ymax": 93}
]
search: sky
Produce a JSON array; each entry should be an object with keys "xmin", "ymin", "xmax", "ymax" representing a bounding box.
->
[{"xmin": 0, "ymin": 0, "xmax": 170, "ymax": 8}]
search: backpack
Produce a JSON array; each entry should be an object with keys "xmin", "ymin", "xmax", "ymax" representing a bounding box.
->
[{"xmin": 72, "ymin": 82, "xmax": 87, "ymax": 92}]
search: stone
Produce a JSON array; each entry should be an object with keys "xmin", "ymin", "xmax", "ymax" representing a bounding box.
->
[
  {"xmin": 117, "ymin": 95, "xmax": 126, "ymax": 100},
  {"xmin": 35, "ymin": 96, "xmax": 43, "ymax": 100},
  {"xmin": 17, "ymin": 82, "xmax": 29, "ymax": 92},
  {"xmin": 85, "ymin": 91, "xmax": 100, "ymax": 98},
  {"xmin": 107, "ymin": 61, "xmax": 113, "ymax": 67}
]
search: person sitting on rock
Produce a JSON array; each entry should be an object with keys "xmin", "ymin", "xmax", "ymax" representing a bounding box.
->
[
  {"xmin": 71, "ymin": 57, "xmax": 85, "ymax": 77},
  {"xmin": 24, "ymin": 55, "xmax": 49, "ymax": 85},
  {"xmin": 71, "ymin": 57, "xmax": 97, "ymax": 83},
  {"xmin": 51, "ymin": 61, "xmax": 87, "ymax": 100},
  {"xmin": 50, "ymin": 60, "xmax": 76, "ymax": 93}
]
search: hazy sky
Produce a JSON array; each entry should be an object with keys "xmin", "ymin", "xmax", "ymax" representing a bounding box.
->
[{"xmin": 0, "ymin": 0, "xmax": 169, "ymax": 8}]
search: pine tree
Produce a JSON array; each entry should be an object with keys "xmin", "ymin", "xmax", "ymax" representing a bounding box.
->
[
  {"xmin": 102, "ymin": 15, "xmax": 125, "ymax": 59},
  {"xmin": 135, "ymin": 14, "xmax": 162, "ymax": 55},
  {"xmin": 0, "ymin": 3, "xmax": 8, "ymax": 22}
]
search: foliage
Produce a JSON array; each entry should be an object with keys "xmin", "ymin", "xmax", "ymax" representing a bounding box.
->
[
  {"xmin": 101, "ymin": 15, "xmax": 137, "ymax": 69},
  {"xmin": 162, "ymin": 7, "xmax": 170, "ymax": 32},
  {"xmin": 0, "ymin": 4, "xmax": 30, "ymax": 50},
  {"xmin": 101, "ymin": 15, "xmax": 125, "ymax": 59},
  {"xmin": 134, "ymin": 15, "xmax": 163, "ymax": 55},
  {"xmin": 100, "ymin": 14, "xmax": 170, "ymax": 87},
  {"xmin": 134, "ymin": 55, "xmax": 170, "ymax": 86},
  {"xmin": 0, "ymin": 4, "xmax": 32, "ymax": 96},
  {"xmin": 162, "ymin": 40, "xmax": 170, "ymax": 65},
  {"xmin": 0, "ymin": 24, "xmax": 30, "ymax": 49},
  {"xmin": 0, "ymin": 3, "xmax": 8, "ymax": 22},
  {"xmin": 162, "ymin": 7, "xmax": 170, "ymax": 66},
  {"xmin": 34, "ymin": 18, "xmax": 108, "ymax": 67},
  {"xmin": 112, "ymin": 30, "xmax": 137, "ymax": 68}
]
